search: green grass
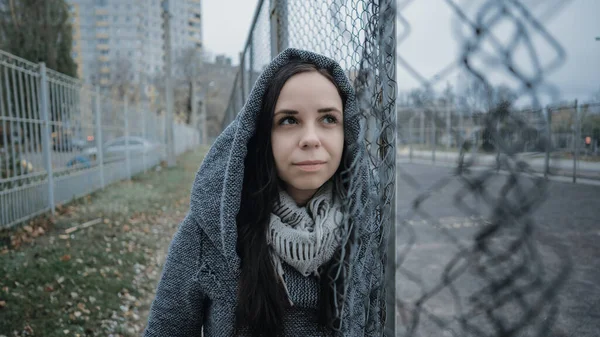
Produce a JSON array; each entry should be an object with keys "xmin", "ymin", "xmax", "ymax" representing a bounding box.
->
[{"xmin": 0, "ymin": 147, "xmax": 207, "ymax": 337}]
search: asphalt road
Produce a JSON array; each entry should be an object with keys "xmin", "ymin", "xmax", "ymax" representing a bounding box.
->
[{"xmin": 394, "ymin": 163, "xmax": 600, "ymax": 337}]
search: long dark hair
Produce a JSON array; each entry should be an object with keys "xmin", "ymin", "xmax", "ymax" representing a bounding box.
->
[{"xmin": 235, "ymin": 59, "xmax": 351, "ymax": 336}]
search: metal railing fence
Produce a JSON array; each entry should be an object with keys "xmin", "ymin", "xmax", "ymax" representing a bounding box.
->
[
  {"xmin": 0, "ymin": 49, "xmax": 199, "ymax": 229},
  {"xmin": 397, "ymin": 101, "xmax": 600, "ymax": 182}
]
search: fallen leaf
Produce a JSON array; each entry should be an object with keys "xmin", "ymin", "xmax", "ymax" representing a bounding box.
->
[
  {"xmin": 23, "ymin": 325, "xmax": 33, "ymax": 334},
  {"xmin": 123, "ymin": 224, "xmax": 131, "ymax": 232},
  {"xmin": 60, "ymin": 254, "xmax": 71, "ymax": 262},
  {"xmin": 57, "ymin": 276, "xmax": 65, "ymax": 284},
  {"xmin": 59, "ymin": 235, "xmax": 70, "ymax": 240},
  {"xmin": 44, "ymin": 285, "xmax": 54, "ymax": 292},
  {"xmin": 0, "ymin": 300, "xmax": 6, "ymax": 308},
  {"xmin": 23, "ymin": 226, "xmax": 33, "ymax": 233}
]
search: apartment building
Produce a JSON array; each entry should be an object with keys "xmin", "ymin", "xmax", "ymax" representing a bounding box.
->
[{"xmin": 68, "ymin": 0, "xmax": 203, "ymax": 97}]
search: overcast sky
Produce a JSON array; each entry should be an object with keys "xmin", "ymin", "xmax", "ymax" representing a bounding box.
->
[{"xmin": 203, "ymin": 0, "xmax": 600, "ymax": 102}]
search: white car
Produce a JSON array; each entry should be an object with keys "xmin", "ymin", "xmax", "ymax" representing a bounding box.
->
[{"xmin": 81, "ymin": 136, "xmax": 164, "ymax": 163}]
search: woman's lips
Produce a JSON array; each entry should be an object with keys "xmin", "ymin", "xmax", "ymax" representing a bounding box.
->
[{"xmin": 294, "ymin": 161, "xmax": 326, "ymax": 172}]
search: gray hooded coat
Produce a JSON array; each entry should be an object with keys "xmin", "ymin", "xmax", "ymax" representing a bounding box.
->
[{"xmin": 143, "ymin": 48, "xmax": 383, "ymax": 336}]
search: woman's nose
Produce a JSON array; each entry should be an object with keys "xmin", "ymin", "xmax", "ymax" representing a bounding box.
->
[{"xmin": 299, "ymin": 126, "xmax": 321, "ymax": 148}]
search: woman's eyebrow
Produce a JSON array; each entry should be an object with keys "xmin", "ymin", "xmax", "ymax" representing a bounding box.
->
[
  {"xmin": 274, "ymin": 109, "xmax": 298, "ymax": 116},
  {"xmin": 274, "ymin": 107, "xmax": 342, "ymax": 116},
  {"xmin": 317, "ymin": 107, "xmax": 342, "ymax": 113}
]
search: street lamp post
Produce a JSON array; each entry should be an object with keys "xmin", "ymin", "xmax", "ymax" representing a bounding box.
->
[{"xmin": 162, "ymin": 0, "xmax": 176, "ymax": 167}]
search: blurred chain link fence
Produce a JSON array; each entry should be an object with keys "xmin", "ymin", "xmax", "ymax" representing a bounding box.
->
[
  {"xmin": 222, "ymin": 0, "xmax": 579, "ymax": 336},
  {"xmin": 394, "ymin": 1, "xmax": 574, "ymax": 337},
  {"xmin": 1, "ymin": 49, "xmax": 200, "ymax": 229}
]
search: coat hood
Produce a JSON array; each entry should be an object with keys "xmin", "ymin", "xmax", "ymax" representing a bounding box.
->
[{"xmin": 189, "ymin": 48, "xmax": 374, "ymax": 271}]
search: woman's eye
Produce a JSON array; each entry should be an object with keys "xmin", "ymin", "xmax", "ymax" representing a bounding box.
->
[
  {"xmin": 322, "ymin": 115, "xmax": 338, "ymax": 124},
  {"xmin": 279, "ymin": 116, "xmax": 297, "ymax": 125}
]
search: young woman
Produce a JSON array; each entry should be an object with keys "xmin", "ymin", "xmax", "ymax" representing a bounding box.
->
[{"xmin": 143, "ymin": 48, "xmax": 383, "ymax": 336}]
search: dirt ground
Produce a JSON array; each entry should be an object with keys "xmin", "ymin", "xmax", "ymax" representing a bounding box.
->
[{"xmin": 0, "ymin": 147, "xmax": 207, "ymax": 337}]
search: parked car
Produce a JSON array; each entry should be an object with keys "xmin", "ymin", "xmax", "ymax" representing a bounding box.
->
[{"xmin": 68, "ymin": 136, "xmax": 164, "ymax": 166}]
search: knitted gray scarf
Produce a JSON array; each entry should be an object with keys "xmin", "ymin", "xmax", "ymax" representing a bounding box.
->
[{"xmin": 267, "ymin": 181, "xmax": 343, "ymax": 306}]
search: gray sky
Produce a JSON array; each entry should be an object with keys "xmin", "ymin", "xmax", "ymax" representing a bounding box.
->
[
  {"xmin": 203, "ymin": 0, "xmax": 600, "ymax": 102},
  {"xmin": 203, "ymin": 0, "xmax": 260, "ymax": 63}
]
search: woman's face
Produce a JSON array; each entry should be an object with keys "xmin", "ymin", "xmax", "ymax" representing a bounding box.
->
[{"xmin": 271, "ymin": 71, "xmax": 344, "ymax": 205}]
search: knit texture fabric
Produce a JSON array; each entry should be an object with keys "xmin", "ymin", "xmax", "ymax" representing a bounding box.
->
[
  {"xmin": 143, "ymin": 48, "xmax": 383, "ymax": 337},
  {"xmin": 268, "ymin": 181, "xmax": 343, "ymax": 306}
]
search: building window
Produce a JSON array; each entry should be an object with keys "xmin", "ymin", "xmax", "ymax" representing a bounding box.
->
[{"xmin": 95, "ymin": 0, "xmax": 107, "ymax": 6}]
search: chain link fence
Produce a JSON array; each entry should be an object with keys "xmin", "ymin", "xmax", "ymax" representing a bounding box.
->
[
  {"xmin": 221, "ymin": 0, "xmax": 584, "ymax": 336},
  {"xmin": 394, "ymin": 1, "xmax": 574, "ymax": 336},
  {"xmin": 222, "ymin": 0, "xmax": 396, "ymax": 334},
  {"xmin": 0, "ymin": 49, "xmax": 200, "ymax": 229}
]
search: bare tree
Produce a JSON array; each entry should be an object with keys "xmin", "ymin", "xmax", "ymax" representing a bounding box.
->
[
  {"xmin": 172, "ymin": 47, "xmax": 203, "ymax": 123},
  {"xmin": 112, "ymin": 56, "xmax": 139, "ymax": 101}
]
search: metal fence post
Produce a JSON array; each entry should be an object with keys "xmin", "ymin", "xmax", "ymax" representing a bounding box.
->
[
  {"xmin": 379, "ymin": 1, "xmax": 397, "ymax": 334},
  {"xmin": 142, "ymin": 101, "xmax": 147, "ymax": 172},
  {"xmin": 39, "ymin": 63, "xmax": 55, "ymax": 215},
  {"xmin": 163, "ymin": 0, "xmax": 176, "ymax": 167},
  {"xmin": 124, "ymin": 97, "xmax": 131, "ymax": 180},
  {"xmin": 432, "ymin": 118, "xmax": 436, "ymax": 163},
  {"xmin": 94, "ymin": 86, "xmax": 104, "ymax": 189},
  {"xmin": 544, "ymin": 107, "xmax": 551, "ymax": 178},
  {"xmin": 269, "ymin": 0, "xmax": 288, "ymax": 59},
  {"xmin": 420, "ymin": 110, "xmax": 425, "ymax": 144},
  {"xmin": 573, "ymin": 100, "xmax": 580, "ymax": 183},
  {"xmin": 239, "ymin": 52, "xmax": 246, "ymax": 103},
  {"xmin": 409, "ymin": 115, "xmax": 414, "ymax": 161},
  {"xmin": 249, "ymin": 40, "xmax": 255, "ymax": 92},
  {"xmin": 201, "ymin": 87, "xmax": 208, "ymax": 145},
  {"xmin": 446, "ymin": 103, "xmax": 451, "ymax": 148},
  {"xmin": 269, "ymin": 0, "xmax": 279, "ymax": 59}
]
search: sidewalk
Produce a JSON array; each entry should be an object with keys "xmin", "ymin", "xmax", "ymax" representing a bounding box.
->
[{"xmin": 398, "ymin": 148, "xmax": 600, "ymax": 183}]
